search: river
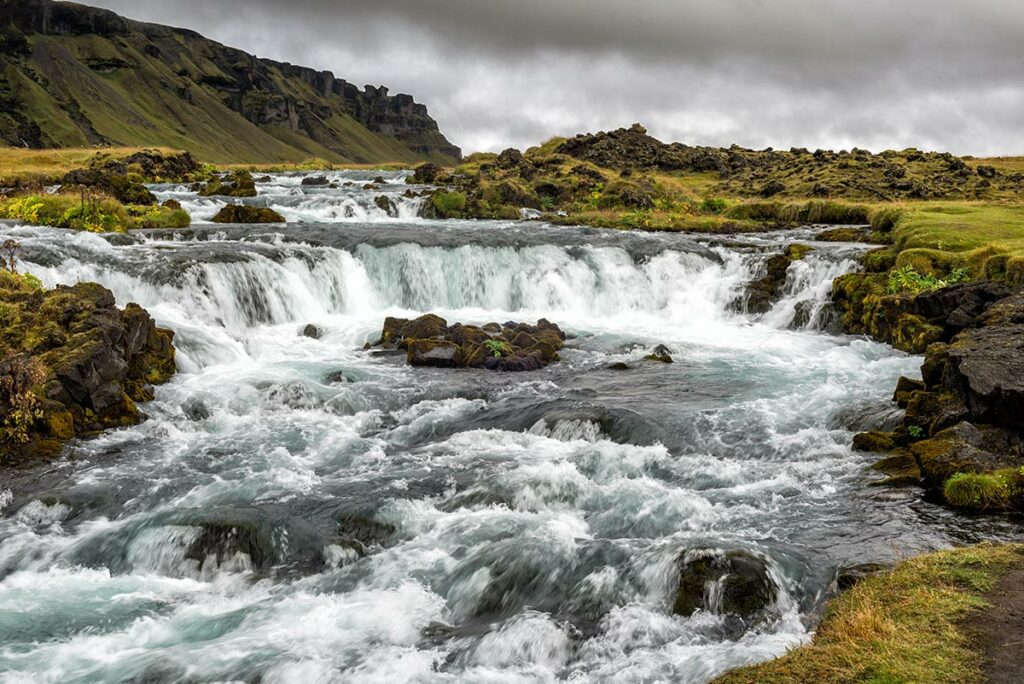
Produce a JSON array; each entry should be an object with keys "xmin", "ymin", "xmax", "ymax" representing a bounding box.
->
[{"xmin": 0, "ymin": 171, "xmax": 1017, "ymax": 683}]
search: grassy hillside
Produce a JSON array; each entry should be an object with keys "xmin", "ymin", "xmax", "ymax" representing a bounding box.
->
[{"xmin": 0, "ymin": 0, "xmax": 460, "ymax": 165}]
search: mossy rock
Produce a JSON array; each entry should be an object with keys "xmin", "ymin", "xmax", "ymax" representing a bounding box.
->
[
  {"xmin": 783, "ymin": 243, "xmax": 815, "ymax": 260},
  {"xmin": 211, "ymin": 205, "xmax": 285, "ymax": 224},
  {"xmin": 910, "ymin": 422, "xmax": 1019, "ymax": 490},
  {"xmin": 853, "ymin": 430, "xmax": 897, "ymax": 453},
  {"xmin": 406, "ymin": 339, "xmax": 462, "ymax": 367}
]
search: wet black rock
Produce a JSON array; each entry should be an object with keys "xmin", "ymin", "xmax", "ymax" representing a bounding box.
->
[
  {"xmin": 301, "ymin": 176, "xmax": 330, "ymax": 187},
  {"xmin": 300, "ymin": 324, "xmax": 321, "ymax": 339},
  {"xmin": 644, "ymin": 344, "xmax": 674, "ymax": 363},
  {"xmin": 743, "ymin": 254, "xmax": 793, "ymax": 314},
  {"xmin": 673, "ymin": 548, "xmax": 777, "ymax": 619},
  {"xmin": 181, "ymin": 397, "xmax": 211, "ymax": 421}
]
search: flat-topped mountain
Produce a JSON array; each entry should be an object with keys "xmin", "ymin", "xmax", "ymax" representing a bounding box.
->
[{"xmin": 0, "ymin": 0, "xmax": 461, "ymax": 163}]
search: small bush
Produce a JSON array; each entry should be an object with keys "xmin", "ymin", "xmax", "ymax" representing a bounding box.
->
[{"xmin": 0, "ymin": 353, "xmax": 46, "ymax": 447}]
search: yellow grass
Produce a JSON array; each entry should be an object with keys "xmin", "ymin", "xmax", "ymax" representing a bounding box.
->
[
  {"xmin": 0, "ymin": 146, "xmax": 181, "ymax": 183},
  {"xmin": 713, "ymin": 543, "xmax": 1024, "ymax": 684}
]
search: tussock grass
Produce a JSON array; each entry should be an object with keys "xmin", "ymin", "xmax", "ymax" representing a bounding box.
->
[{"xmin": 714, "ymin": 543, "xmax": 1024, "ymax": 684}]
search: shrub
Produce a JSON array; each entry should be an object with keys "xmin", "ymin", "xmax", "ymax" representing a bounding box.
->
[{"xmin": 0, "ymin": 353, "xmax": 46, "ymax": 447}]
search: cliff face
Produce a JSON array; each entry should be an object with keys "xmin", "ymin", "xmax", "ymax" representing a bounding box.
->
[{"xmin": 0, "ymin": 0, "xmax": 461, "ymax": 164}]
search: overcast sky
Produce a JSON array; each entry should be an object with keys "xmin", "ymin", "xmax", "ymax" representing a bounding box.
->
[{"xmin": 89, "ymin": 0, "xmax": 1024, "ymax": 156}]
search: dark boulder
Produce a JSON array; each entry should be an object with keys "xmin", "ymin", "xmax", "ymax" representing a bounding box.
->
[
  {"xmin": 1, "ymin": 280, "xmax": 176, "ymax": 460},
  {"xmin": 673, "ymin": 548, "xmax": 777, "ymax": 618},
  {"xmin": 371, "ymin": 315, "xmax": 565, "ymax": 372},
  {"xmin": 402, "ymin": 314, "xmax": 448, "ymax": 342},
  {"xmin": 199, "ymin": 171, "xmax": 257, "ymax": 198},
  {"xmin": 410, "ymin": 163, "xmax": 442, "ymax": 184},
  {"xmin": 759, "ymin": 180, "xmax": 786, "ymax": 198},
  {"xmin": 300, "ymin": 324, "xmax": 321, "ymax": 340},
  {"xmin": 374, "ymin": 195, "xmax": 397, "ymax": 216},
  {"xmin": 301, "ymin": 176, "xmax": 330, "ymax": 187}
]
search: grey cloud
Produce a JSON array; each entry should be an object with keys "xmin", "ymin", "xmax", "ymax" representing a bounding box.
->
[{"xmin": 89, "ymin": 0, "xmax": 1024, "ymax": 156}]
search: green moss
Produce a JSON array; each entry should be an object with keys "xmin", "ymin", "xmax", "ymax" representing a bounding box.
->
[
  {"xmin": 944, "ymin": 470, "xmax": 1024, "ymax": 510},
  {"xmin": 431, "ymin": 190, "xmax": 467, "ymax": 218},
  {"xmin": 0, "ymin": 193, "xmax": 190, "ymax": 232}
]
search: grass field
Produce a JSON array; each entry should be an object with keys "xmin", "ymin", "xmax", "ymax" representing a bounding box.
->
[
  {"xmin": 0, "ymin": 146, "xmax": 182, "ymax": 183},
  {"xmin": 714, "ymin": 544, "xmax": 1024, "ymax": 684}
]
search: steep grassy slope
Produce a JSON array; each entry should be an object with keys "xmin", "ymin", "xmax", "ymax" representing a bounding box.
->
[{"xmin": 0, "ymin": 0, "xmax": 460, "ymax": 164}]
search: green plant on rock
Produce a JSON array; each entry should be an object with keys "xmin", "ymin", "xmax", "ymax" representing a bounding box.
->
[
  {"xmin": 483, "ymin": 339, "xmax": 510, "ymax": 357},
  {"xmin": 907, "ymin": 424, "xmax": 924, "ymax": 440},
  {"xmin": 887, "ymin": 265, "xmax": 970, "ymax": 294},
  {"xmin": 0, "ymin": 352, "xmax": 46, "ymax": 448}
]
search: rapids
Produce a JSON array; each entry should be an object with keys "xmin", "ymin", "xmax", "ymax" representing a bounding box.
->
[{"xmin": 0, "ymin": 172, "xmax": 1018, "ymax": 683}]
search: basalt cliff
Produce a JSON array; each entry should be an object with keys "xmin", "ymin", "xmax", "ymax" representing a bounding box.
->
[{"xmin": 0, "ymin": 0, "xmax": 461, "ymax": 164}]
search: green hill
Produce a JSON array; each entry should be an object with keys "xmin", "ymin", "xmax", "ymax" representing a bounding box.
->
[{"xmin": 0, "ymin": 0, "xmax": 461, "ymax": 164}]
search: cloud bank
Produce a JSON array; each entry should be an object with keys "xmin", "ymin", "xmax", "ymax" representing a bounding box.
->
[{"xmin": 90, "ymin": 0, "xmax": 1024, "ymax": 155}]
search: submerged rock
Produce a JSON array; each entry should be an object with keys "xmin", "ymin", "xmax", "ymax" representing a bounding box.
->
[
  {"xmin": 673, "ymin": 548, "xmax": 777, "ymax": 619},
  {"xmin": 644, "ymin": 343, "xmax": 674, "ymax": 363},
  {"xmin": 743, "ymin": 253, "xmax": 793, "ymax": 314}
]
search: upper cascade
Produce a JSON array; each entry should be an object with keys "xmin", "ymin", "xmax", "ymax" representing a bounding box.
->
[{"xmin": 0, "ymin": 0, "xmax": 461, "ymax": 164}]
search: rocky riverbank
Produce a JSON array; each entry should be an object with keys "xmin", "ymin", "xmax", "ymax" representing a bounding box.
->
[{"xmin": 0, "ymin": 270, "xmax": 175, "ymax": 462}]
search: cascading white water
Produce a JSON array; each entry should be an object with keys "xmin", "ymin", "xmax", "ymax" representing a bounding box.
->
[{"xmin": 4, "ymin": 171, "xmax": 1009, "ymax": 684}]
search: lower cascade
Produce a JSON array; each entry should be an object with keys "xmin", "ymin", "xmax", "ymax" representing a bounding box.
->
[{"xmin": 0, "ymin": 171, "xmax": 1016, "ymax": 683}]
